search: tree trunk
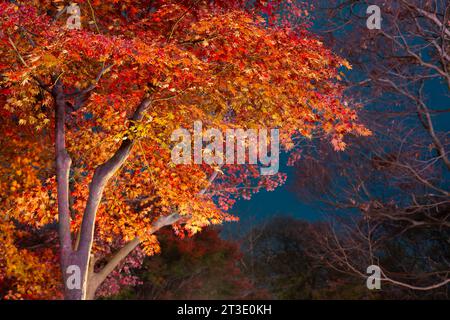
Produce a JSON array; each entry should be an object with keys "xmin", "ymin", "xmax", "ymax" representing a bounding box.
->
[
  {"xmin": 53, "ymin": 93, "xmax": 153, "ymax": 300},
  {"xmin": 52, "ymin": 89, "xmax": 188, "ymax": 299}
]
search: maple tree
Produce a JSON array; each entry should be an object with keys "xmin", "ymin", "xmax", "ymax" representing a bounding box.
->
[{"xmin": 0, "ymin": 0, "xmax": 369, "ymax": 299}]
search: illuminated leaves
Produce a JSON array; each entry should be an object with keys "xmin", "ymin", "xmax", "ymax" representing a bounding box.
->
[
  {"xmin": 0, "ymin": 0, "xmax": 370, "ymax": 298},
  {"xmin": 0, "ymin": 219, "xmax": 61, "ymax": 300}
]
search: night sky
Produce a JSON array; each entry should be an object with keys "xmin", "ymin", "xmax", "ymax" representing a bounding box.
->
[{"xmin": 227, "ymin": 1, "xmax": 450, "ymax": 235}]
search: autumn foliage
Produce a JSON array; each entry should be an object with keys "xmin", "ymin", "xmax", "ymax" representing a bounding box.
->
[{"xmin": 0, "ymin": 0, "xmax": 369, "ymax": 299}]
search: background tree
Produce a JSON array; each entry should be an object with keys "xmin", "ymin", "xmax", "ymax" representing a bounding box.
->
[
  {"xmin": 290, "ymin": 0, "xmax": 449, "ymax": 295},
  {"xmin": 239, "ymin": 216, "xmax": 380, "ymax": 299},
  {"xmin": 0, "ymin": 0, "xmax": 368, "ymax": 299},
  {"xmin": 111, "ymin": 227, "xmax": 266, "ymax": 300}
]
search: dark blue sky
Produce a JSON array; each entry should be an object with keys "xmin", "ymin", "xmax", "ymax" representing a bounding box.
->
[
  {"xmin": 225, "ymin": 3, "xmax": 450, "ymax": 235},
  {"xmin": 224, "ymin": 152, "xmax": 323, "ymax": 237}
]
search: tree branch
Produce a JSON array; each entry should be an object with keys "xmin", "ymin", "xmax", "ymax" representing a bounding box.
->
[
  {"xmin": 89, "ymin": 169, "xmax": 222, "ymax": 298},
  {"xmin": 53, "ymin": 81, "xmax": 73, "ymax": 259},
  {"xmin": 92, "ymin": 213, "xmax": 181, "ymax": 290},
  {"xmin": 77, "ymin": 97, "xmax": 152, "ymax": 259}
]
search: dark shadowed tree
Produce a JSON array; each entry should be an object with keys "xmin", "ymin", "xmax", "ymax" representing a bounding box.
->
[
  {"xmin": 112, "ymin": 227, "xmax": 267, "ymax": 300},
  {"xmin": 289, "ymin": 0, "xmax": 449, "ymax": 296}
]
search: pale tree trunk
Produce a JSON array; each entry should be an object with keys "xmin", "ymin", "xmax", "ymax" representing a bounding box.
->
[
  {"xmin": 52, "ymin": 78, "xmax": 218, "ymax": 299},
  {"xmin": 53, "ymin": 81, "xmax": 81, "ymax": 299},
  {"xmin": 53, "ymin": 82, "xmax": 187, "ymax": 300},
  {"xmin": 53, "ymin": 79, "xmax": 152, "ymax": 299}
]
